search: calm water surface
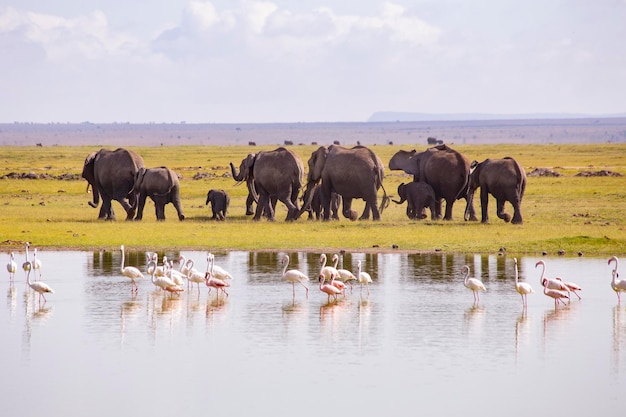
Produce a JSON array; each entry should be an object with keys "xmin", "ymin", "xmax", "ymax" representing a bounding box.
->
[{"xmin": 1, "ymin": 250, "xmax": 624, "ymax": 416}]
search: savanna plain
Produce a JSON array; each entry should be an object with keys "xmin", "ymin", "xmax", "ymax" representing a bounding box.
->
[{"xmin": 1, "ymin": 140, "xmax": 625, "ymax": 256}]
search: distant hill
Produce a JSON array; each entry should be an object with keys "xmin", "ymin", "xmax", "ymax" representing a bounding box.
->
[{"xmin": 367, "ymin": 111, "xmax": 626, "ymax": 122}]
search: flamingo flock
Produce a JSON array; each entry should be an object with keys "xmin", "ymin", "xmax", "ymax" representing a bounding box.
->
[{"xmin": 4, "ymin": 245, "xmax": 623, "ymax": 309}]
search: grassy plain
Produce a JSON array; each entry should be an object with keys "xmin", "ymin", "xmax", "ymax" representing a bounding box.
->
[{"xmin": 0, "ymin": 143, "xmax": 625, "ymax": 256}]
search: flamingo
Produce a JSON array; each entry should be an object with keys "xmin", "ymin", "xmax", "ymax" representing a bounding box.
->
[
  {"xmin": 319, "ymin": 275, "xmax": 341, "ymax": 303},
  {"xmin": 208, "ymin": 253, "xmax": 233, "ymax": 280},
  {"xmin": 555, "ymin": 277, "xmax": 582, "ymax": 300},
  {"xmin": 204, "ymin": 271, "xmax": 230, "ymax": 297},
  {"xmin": 357, "ymin": 260, "xmax": 373, "ymax": 296},
  {"xmin": 319, "ymin": 254, "xmax": 339, "ymax": 282},
  {"xmin": 177, "ymin": 255, "xmax": 191, "ymax": 276},
  {"xmin": 514, "ymin": 258, "xmax": 534, "ymax": 308},
  {"xmin": 7, "ymin": 252, "xmax": 17, "ymax": 281},
  {"xmin": 22, "ymin": 241, "xmax": 32, "ymax": 277},
  {"xmin": 186, "ymin": 259, "xmax": 206, "ymax": 291},
  {"xmin": 462, "ymin": 265, "xmax": 486, "ymax": 304},
  {"xmin": 32, "ymin": 248, "xmax": 42, "ymax": 279},
  {"xmin": 146, "ymin": 253, "xmax": 165, "ymax": 277},
  {"xmin": 333, "ymin": 254, "xmax": 357, "ymax": 291},
  {"xmin": 26, "ymin": 261, "xmax": 54, "ymax": 304},
  {"xmin": 166, "ymin": 259, "xmax": 186, "ymax": 287},
  {"xmin": 281, "ymin": 255, "xmax": 309, "ymax": 299},
  {"xmin": 120, "ymin": 245, "xmax": 144, "ymax": 293},
  {"xmin": 535, "ymin": 260, "xmax": 570, "ymax": 300},
  {"xmin": 147, "ymin": 261, "xmax": 184, "ymax": 296},
  {"xmin": 609, "ymin": 256, "xmax": 626, "ymax": 303},
  {"xmin": 543, "ymin": 281, "xmax": 569, "ymax": 307}
]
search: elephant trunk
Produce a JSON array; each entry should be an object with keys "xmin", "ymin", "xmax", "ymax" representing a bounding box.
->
[
  {"xmin": 297, "ymin": 181, "xmax": 318, "ymax": 218},
  {"xmin": 247, "ymin": 176, "xmax": 259, "ymax": 203},
  {"xmin": 464, "ymin": 188, "xmax": 476, "ymax": 221},
  {"xmin": 87, "ymin": 182, "xmax": 100, "ymax": 208},
  {"xmin": 230, "ymin": 162, "xmax": 245, "ymax": 182}
]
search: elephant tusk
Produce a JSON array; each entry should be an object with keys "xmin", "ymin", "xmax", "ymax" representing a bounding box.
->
[{"xmin": 86, "ymin": 183, "xmax": 91, "ymax": 194}]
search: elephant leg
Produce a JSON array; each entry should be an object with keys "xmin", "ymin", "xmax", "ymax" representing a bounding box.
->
[
  {"xmin": 511, "ymin": 198, "xmax": 523, "ymax": 224},
  {"xmin": 98, "ymin": 199, "xmax": 109, "ymax": 220},
  {"xmin": 117, "ymin": 198, "xmax": 135, "ymax": 221},
  {"xmin": 280, "ymin": 195, "xmax": 298, "ymax": 222},
  {"xmin": 245, "ymin": 194, "xmax": 255, "ymax": 216},
  {"xmin": 443, "ymin": 198, "xmax": 455, "ymax": 221},
  {"xmin": 496, "ymin": 198, "xmax": 512, "ymax": 223},
  {"xmin": 172, "ymin": 198, "xmax": 185, "ymax": 221},
  {"xmin": 359, "ymin": 203, "xmax": 371, "ymax": 220},
  {"xmin": 480, "ymin": 188, "xmax": 490, "ymax": 223},
  {"xmin": 341, "ymin": 198, "xmax": 358, "ymax": 221},
  {"xmin": 255, "ymin": 194, "xmax": 273, "ymax": 221},
  {"xmin": 135, "ymin": 194, "xmax": 147, "ymax": 221},
  {"xmin": 429, "ymin": 201, "xmax": 438, "ymax": 220},
  {"xmin": 434, "ymin": 199, "xmax": 443, "ymax": 220}
]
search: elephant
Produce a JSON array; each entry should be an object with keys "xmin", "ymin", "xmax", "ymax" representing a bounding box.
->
[
  {"xmin": 389, "ymin": 144, "xmax": 475, "ymax": 221},
  {"xmin": 132, "ymin": 167, "xmax": 185, "ymax": 221},
  {"xmin": 464, "ymin": 157, "xmax": 526, "ymax": 224},
  {"xmin": 81, "ymin": 148, "xmax": 144, "ymax": 220},
  {"xmin": 206, "ymin": 189, "xmax": 230, "ymax": 221},
  {"xmin": 392, "ymin": 182, "xmax": 437, "ymax": 220},
  {"xmin": 300, "ymin": 183, "xmax": 340, "ymax": 221},
  {"xmin": 302, "ymin": 145, "xmax": 390, "ymax": 221},
  {"xmin": 230, "ymin": 147, "xmax": 304, "ymax": 221}
]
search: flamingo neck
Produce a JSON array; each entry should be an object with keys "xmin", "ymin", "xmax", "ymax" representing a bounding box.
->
[
  {"xmin": 282, "ymin": 256, "xmax": 289, "ymax": 276},
  {"xmin": 463, "ymin": 268, "xmax": 470, "ymax": 285}
]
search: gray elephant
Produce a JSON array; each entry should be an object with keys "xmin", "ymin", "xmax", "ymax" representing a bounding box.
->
[
  {"xmin": 206, "ymin": 189, "xmax": 230, "ymax": 221},
  {"xmin": 393, "ymin": 182, "xmax": 437, "ymax": 220},
  {"xmin": 389, "ymin": 144, "xmax": 474, "ymax": 221},
  {"xmin": 81, "ymin": 148, "xmax": 144, "ymax": 220},
  {"xmin": 301, "ymin": 183, "xmax": 340, "ymax": 221},
  {"xmin": 132, "ymin": 167, "xmax": 185, "ymax": 221},
  {"xmin": 464, "ymin": 157, "xmax": 526, "ymax": 224},
  {"xmin": 230, "ymin": 147, "xmax": 304, "ymax": 221},
  {"xmin": 302, "ymin": 145, "xmax": 389, "ymax": 221}
]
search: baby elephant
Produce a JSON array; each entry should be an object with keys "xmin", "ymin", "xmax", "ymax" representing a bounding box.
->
[
  {"xmin": 206, "ymin": 189, "xmax": 230, "ymax": 221},
  {"xmin": 393, "ymin": 182, "xmax": 438, "ymax": 220}
]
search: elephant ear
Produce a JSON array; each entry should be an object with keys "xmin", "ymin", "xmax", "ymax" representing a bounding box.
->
[{"xmin": 84, "ymin": 151, "xmax": 98, "ymax": 167}]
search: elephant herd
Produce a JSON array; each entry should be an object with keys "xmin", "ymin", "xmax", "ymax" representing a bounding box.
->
[{"xmin": 81, "ymin": 144, "xmax": 526, "ymax": 224}]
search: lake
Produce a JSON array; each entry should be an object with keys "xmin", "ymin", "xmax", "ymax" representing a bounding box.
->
[{"xmin": 1, "ymin": 250, "xmax": 624, "ymax": 416}]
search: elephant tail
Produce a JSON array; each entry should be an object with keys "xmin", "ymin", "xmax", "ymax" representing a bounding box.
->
[
  {"xmin": 511, "ymin": 158, "xmax": 526, "ymax": 200},
  {"xmin": 378, "ymin": 183, "xmax": 391, "ymax": 214}
]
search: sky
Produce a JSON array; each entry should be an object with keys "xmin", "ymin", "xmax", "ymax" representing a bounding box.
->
[{"xmin": 1, "ymin": 0, "xmax": 625, "ymax": 123}]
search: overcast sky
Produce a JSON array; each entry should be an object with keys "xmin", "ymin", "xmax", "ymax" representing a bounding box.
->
[{"xmin": 1, "ymin": 0, "xmax": 624, "ymax": 123}]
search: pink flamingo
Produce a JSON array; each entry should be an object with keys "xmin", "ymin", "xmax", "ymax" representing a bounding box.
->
[
  {"xmin": 281, "ymin": 254, "xmax": 309, "ymax": 299},
  {"xmin": 555, "ymin": 277, "xmax": 582, "ymax": 300},
  {"xmin": 609, "ymin": 256, "xmax": 626, "ymax": 303},
  {"xmin": 543, "ymin": 281, "xmax": 569, "ymax": 307},
  {"xmin": 204, "ymin": 271, "xmax": 230, "ymax": 297},
  {"xmin": 535, "ymin": 260, "xmax": 570, "ymax": 300},
  {"xmin": 319, "ymin": 275, "xmax": 341, "ymax": 303}
]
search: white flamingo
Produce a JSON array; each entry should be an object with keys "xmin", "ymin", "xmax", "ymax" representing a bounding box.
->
[
  {"xmin": 357, "ymin": 260, "xmax": 373, "ymax": 296},
  {"xmin": 186, "ymin": 259, "xmax": 206, "ymax": 291},
  {"xmin": 332, "ymin": 253, "xmax": 356, "ymax": 291},
  {"xmin": 535, "ymin": 260, "xmax": 570, "ymax": 300},
  {"xmin": 167, "ymin": 260, "xmax": 186, "ymax": 287},
  {"xmin": 120, "ymin": 245, "xmax": 144, "ymax": 293},
  {"xmin": 281, "ymin": 254, "xmax": 309, "ymax": 299},
  {"xmin": 22, "ymin": 241, "xmax": 32, "ymax": 277},
  {"xmin": 146, "ymin": 253, "xmax": 165, "ymax": 277},
  {"xmin": 32, "ymin": 248, "xmax": 42, "ymax": 279},
  {"xmin": 609, "ymin": 256, "xmax": 626, "ymax": 303},
  {"xmin": 514, "ymin": 258, "xmax": 534, "ymax": 308},
  {"xmin": 462, "ymin": 265, "xmax": 486, "ymax": 304},
  {"xmin": 7, "ymin": 252, "xmax": 17, "ymax": 281},
  {"xmin": 205, "ymin": 255, "xmax": 230, "ymax": 297},
  {"xmin": 208, "ymin": 253, "xmax": 233, "ymax": 280},
  {"xmin": 319, "ymin": 254, "xmax": 339, "ymax": 282},
  {"xmin": 148, "ymin": 260, "xmax": 184, "ymax": 296},
  {"xmin": 26, "ymin": 261, "xmax": 54, "ymax": 304}
]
